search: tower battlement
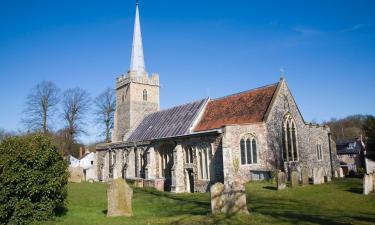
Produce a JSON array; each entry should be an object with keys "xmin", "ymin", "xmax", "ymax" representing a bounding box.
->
[{"xmin": 116, "ymin": 71, "xmax": 159, "ymax": 90}]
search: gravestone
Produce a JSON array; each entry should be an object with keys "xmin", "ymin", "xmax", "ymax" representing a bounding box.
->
[
  {"xmin": 334, "ymin": 170, "xmax": 338, "ymax": 178},
  {"xmin": 301, "ymin": 168, "xmax": 309, "ymax": 186},
  {"xmin": 210, "ymin": 181, "xmax": 249, "ymax": 215},
  {"xmin": 363, "ymin": 173, "xmax": 374, "ymax": 195},
  {"xmin": 290, "ymin": 171, "xmax": 298, "ymax": 188},
  {"xmin": 313, "ymin": 168, "xmax": 324, "ymax": 185},
  {"xmin": 107, "ymin": 178, "xmax": 133, "ymax": 217},
  {"xmin": 68, "ymin": 167, "xmax": 84, "ymax": 183},
  {"xmin": 211, "ymin": 183, "xmax": 225, "ymax": 214},
  {"xmin": 277, "ymin": 171, "xmax": 286, "ymax": 190},
  {"xmin": 339, "ymin": 168, "xmax": 344, "ymax": 178},
  {"xmin": 154, "ymin": 179, "xmax": 165, "ymax": 192},
  {"xmin": 373, "ymin": 173, "xmax": 375, "ymax": 191}
]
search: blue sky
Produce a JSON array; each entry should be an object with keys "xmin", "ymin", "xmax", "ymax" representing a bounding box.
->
[{"xmin": 0, "ymin": 0, "xmax": 374, "ymax": 144}]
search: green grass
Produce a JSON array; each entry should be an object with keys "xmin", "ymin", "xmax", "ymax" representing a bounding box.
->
[{"xmin": 45, "ymin": 178, "xmax": 375, "ymax": 225}]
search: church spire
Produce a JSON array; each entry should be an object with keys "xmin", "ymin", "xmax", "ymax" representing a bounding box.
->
[{"xmin": 129, "ymin": 1, "xmax": 146, "ymax": 76}]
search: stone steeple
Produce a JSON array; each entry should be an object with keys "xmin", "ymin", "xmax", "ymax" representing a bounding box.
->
[{"xmin": 129, "ymin": 1, "xmax": 146, "ymax": 77}]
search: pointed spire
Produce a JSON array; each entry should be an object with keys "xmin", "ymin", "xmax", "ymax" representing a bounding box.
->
[{"xmin": 130, "ymin": 1, "xmax": 146, "ymax": 76}]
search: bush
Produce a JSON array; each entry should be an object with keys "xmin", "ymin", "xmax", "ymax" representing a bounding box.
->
[{"xmin": 0, "ymin": 134, "xmax": 68, "ymax": 224}]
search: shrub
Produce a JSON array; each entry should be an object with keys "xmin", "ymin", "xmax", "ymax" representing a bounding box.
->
[{"xmin": 0, "ymin": 134, "xmax": 68, "ymax": 224}]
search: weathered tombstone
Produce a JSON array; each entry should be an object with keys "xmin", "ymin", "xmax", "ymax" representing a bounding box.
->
[
  {"xmin": 312, "ymin": 168, "xmax": 320, "ymax": 185},
  {"xmin": 334, "ymin": 170, "xmax": 339, "ymax": 178},
  {"xmin": 211, "ymin": 183, "xmax": 224, "ymax": 214},
  {"xmin": 339, "ymin": 168, "xmax": 344, "ymax": 178},
  {"xmin": 107, "ymin": 178, "xmax": 133, "ymax": 217},
  {"xmin": 210, "ymin": 181, "xmax": 249, "ymax": 215},
  {"xmin": 277, "ymin": 171, "xmax": 286, "ymax": 190},
  {"xmin": 154, "ymin": 179, "xmax": 165, "ymax": 192},
  {"xmin": 301, "ymin": 168, "xmax": 309, "ymax": 186},
  {"xmin": 290, "ymin": 171, "xmax": 298, "ymax": 188},
  {"xmin": 363, "ymin": 174, "xmax": 374, "ymax": 195},
  {"xmin": 68, "ymin": 167, "xmax": 84, "ymax": 183},
  {"xmin": 373, "ymin": 173, "xmax": 375, "ymax": 191}
]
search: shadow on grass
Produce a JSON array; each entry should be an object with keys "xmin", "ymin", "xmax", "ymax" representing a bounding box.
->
[
  {"xmin": 263, "ymin": 186, "xmax": 277, "ymax": 191},
  {"xmin": 54, "ymin": 206, "xmax": 68, "ymax": 217},
  {"xmin": 102, "ymin": 210, "xmax": 108, "ymax": 215},
  {"xmin": 346, "ymin": 187, "xmax": 363, "ymax": 194}
]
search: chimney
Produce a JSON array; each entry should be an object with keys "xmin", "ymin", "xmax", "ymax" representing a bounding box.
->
[{"xmin": 79, "ymin": 147, "xmax": 84, "ymax": 158}]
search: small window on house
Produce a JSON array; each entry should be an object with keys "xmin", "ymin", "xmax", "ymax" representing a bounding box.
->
[
  {"xmin": 143, "ymin": 89, "xmax": 148, "ymax": 101},
  {"xmin": 317, "ymin": 144, "xmax": 323, "ymax": 161},
  {"xmin": 91, "ymin": 160, "xmax": 93, "ymax": 165},
  {"xmin": 240, "ymin": 134, "xmax": 258, "ymax": 165}
]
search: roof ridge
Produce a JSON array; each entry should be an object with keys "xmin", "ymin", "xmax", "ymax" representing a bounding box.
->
[
  {"xmin": 145, "ymin": 98, "xmax": 208, "ymax": 117},
  {"xmin": 213, "ymin": 82, "xmax": 279, "ymax": 101}
]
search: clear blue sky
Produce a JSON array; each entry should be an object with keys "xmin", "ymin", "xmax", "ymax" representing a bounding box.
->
[{"xmin": 0, "ymin": 0, "xmax": 374, "ymax": 144}]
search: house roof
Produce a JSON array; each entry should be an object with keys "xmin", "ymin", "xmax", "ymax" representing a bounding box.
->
[
  {"xmin": 127, "ymin": 99, "xmax": 208, "ymax": 142},
  {"xmin": 336, "ymin": 139, "xmax": 362, "ymax": 155},
  {"xmin": 194, "ymin": 83, "xmax": 278, "ymax": 132}
]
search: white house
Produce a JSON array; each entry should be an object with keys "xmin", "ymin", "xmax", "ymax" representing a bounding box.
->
[{"xmin": 79, "ymin": 152, "xmax": 98, "ymax": 181}]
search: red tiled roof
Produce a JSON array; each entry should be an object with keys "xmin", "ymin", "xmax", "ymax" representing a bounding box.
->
[{"xmin": 194, "ymin": 83, "xmax": 278, "ymax": 132}]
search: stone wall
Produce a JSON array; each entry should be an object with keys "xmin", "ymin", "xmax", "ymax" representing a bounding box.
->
[{"xmin": 222, "ymin": 123, "xmax": 269, "ymax": 183}]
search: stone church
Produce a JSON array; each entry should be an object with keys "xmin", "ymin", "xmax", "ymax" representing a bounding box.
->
[{"xmin": 96, "ymin": 3, "xmax": 338, "ymax": 193}]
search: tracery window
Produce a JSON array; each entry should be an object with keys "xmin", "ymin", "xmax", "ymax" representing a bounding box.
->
[
  {"xmin": 240, "ymin": 134, "xmax": 258, "ymax": 165},
  {"xmin": 196, "ymin": 143, "xmax": 212, "ymax": 180},
  {"xmin": 317, "ymin": 143, "xmax": 323, "ymax": 161},
  {"xmin": 143, "ymin": 89, "xmax": 148, "ymax": 101},
  {"xmin": 282, "ymin": 114, "xmax": 298, "ymax": 162},
  {"xmin": 185, "ymin": 146, "xmax": 194, "ymax": 164}
]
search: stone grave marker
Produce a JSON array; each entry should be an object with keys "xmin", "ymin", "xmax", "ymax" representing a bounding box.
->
[
  {"xmin": 301, "ymin": 168, "xmax": 309, "ymax": 186},
  {"xmin": 290, "ymin": 171, "xmax": 298, "ymax": 188},
  {"xmin": 277, "ymin": 171, "xmax": 286, "ymax": 190},
  {"xmin": 107, "ymin": 178, "xmax": 133, "ymax": 217}
]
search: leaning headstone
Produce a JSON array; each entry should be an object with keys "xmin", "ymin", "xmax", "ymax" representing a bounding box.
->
[
  {"xmin": 290, "ymin": 171, "xmax": 298, "ymax": 188},
  {"xmin": 277, "ymin": 171, "xmax": 286, "ymax": 190},
  {"xmin": 107, "ymin": 178, "xmax": 133, "ymax": 217},
  {"xmin": 68, "ymin": 167, "xmax": 84, "ymax": 183},
  {"xmin": 210, "ymin": 181, "xmax": 249, "ymax": 215},
  {"xmin": 211, "ymin": 183, "xmax": 225, "ymax": 214},
  {"xmin": 363, "ymin": 174, "xmax": 374, "ymax": 195},
  {"xmin": 301, "ymin": 168, "xmax": 309, "ymax": 186}
]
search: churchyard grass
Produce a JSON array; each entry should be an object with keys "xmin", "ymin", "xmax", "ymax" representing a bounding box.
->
[{"xmin": 42, "ymin": 178, "xmax": 375, "ymax": 225}]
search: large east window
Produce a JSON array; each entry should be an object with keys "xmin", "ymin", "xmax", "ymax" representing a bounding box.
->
[
  {"xmin": 282, "ymin": 114, "xmax": 298, "ymax": 162},
  {"xmin": 240, "ymin": 134, "xmax": 258, "ymax": 165}
]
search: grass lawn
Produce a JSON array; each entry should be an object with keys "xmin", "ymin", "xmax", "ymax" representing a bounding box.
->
[{"xmin": 46, "ymin": 178, "xmax": 375, "ymax": 225}]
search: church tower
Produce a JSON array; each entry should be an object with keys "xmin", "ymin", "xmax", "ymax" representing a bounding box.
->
[{"xmin": 112, "ymin": 2, "xmax": 160, "ymax": 142}]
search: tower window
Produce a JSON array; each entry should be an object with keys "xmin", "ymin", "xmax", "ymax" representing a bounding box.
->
[
  {"xmin": 121, "ymin": 94, "xmax": 125, "ymax": 103},
  {"xmin": 143, "ymin": 89, "xmax": 148, "ymax": 101}
]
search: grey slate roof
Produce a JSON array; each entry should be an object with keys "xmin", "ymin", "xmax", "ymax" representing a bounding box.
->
[
  {"xmin": 336, "ymin": 139, "xmax": 362, "ymax": 155},
  {"xmin": 127, "ymin": 99, "xmax": 208, "ymax": 142}
]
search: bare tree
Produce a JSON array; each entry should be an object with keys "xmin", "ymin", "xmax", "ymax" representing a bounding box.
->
[
  {"xmin": 22, "ymin": 81, "xmax": 60, "ymax": 133},
  {"xmin": 62, "ymin": 88, "xmax": 90, "ymax": 154},
  {"xmin": 94, "ymin": 88, "xmax": 116, "ymax": 143},
  {"xmin": 0, "ymin": 128, "xmax": 12, "ymax": 142}
]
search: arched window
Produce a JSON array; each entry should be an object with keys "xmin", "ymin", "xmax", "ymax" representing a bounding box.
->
[
  {"xmin": 316, "ymin": 143, "xmax": 323, "ymax": 161},
  {"xmin": 196, "ymin": 143, "xmax": 212, "ymax": 180},
  {"xmin": 240, "ymin": 134, "xmax": 258, "ymax": 165},
  {"xmin": 282, "ymin": 114, "xmax": 298, "ymax": 162},
  {"xmin": 143, "ymin": 89, "xmax": 148, "ymax": 101},
  {"xmin": 184, "ymin": 146, "xmax": 193, "ymax": 164}
]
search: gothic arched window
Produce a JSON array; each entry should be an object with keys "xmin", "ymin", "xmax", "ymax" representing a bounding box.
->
[
  {"xmin": 196, "ymin": 143, "xmax": 212, "ymax": 180},
  {"xmin": 240, "ymin": 134, "xmax": 258, "ymax": 165},
  {"xmin": 316, "ymin": 143, "xmax": 323, "ymax": 161},
  {"xmin": 143, "ymin": 89, "xmax": 148, "ymax": 102},
  {"xmin": 282, "ymin": 114, "xmax": 299, "ymax": 162}
]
